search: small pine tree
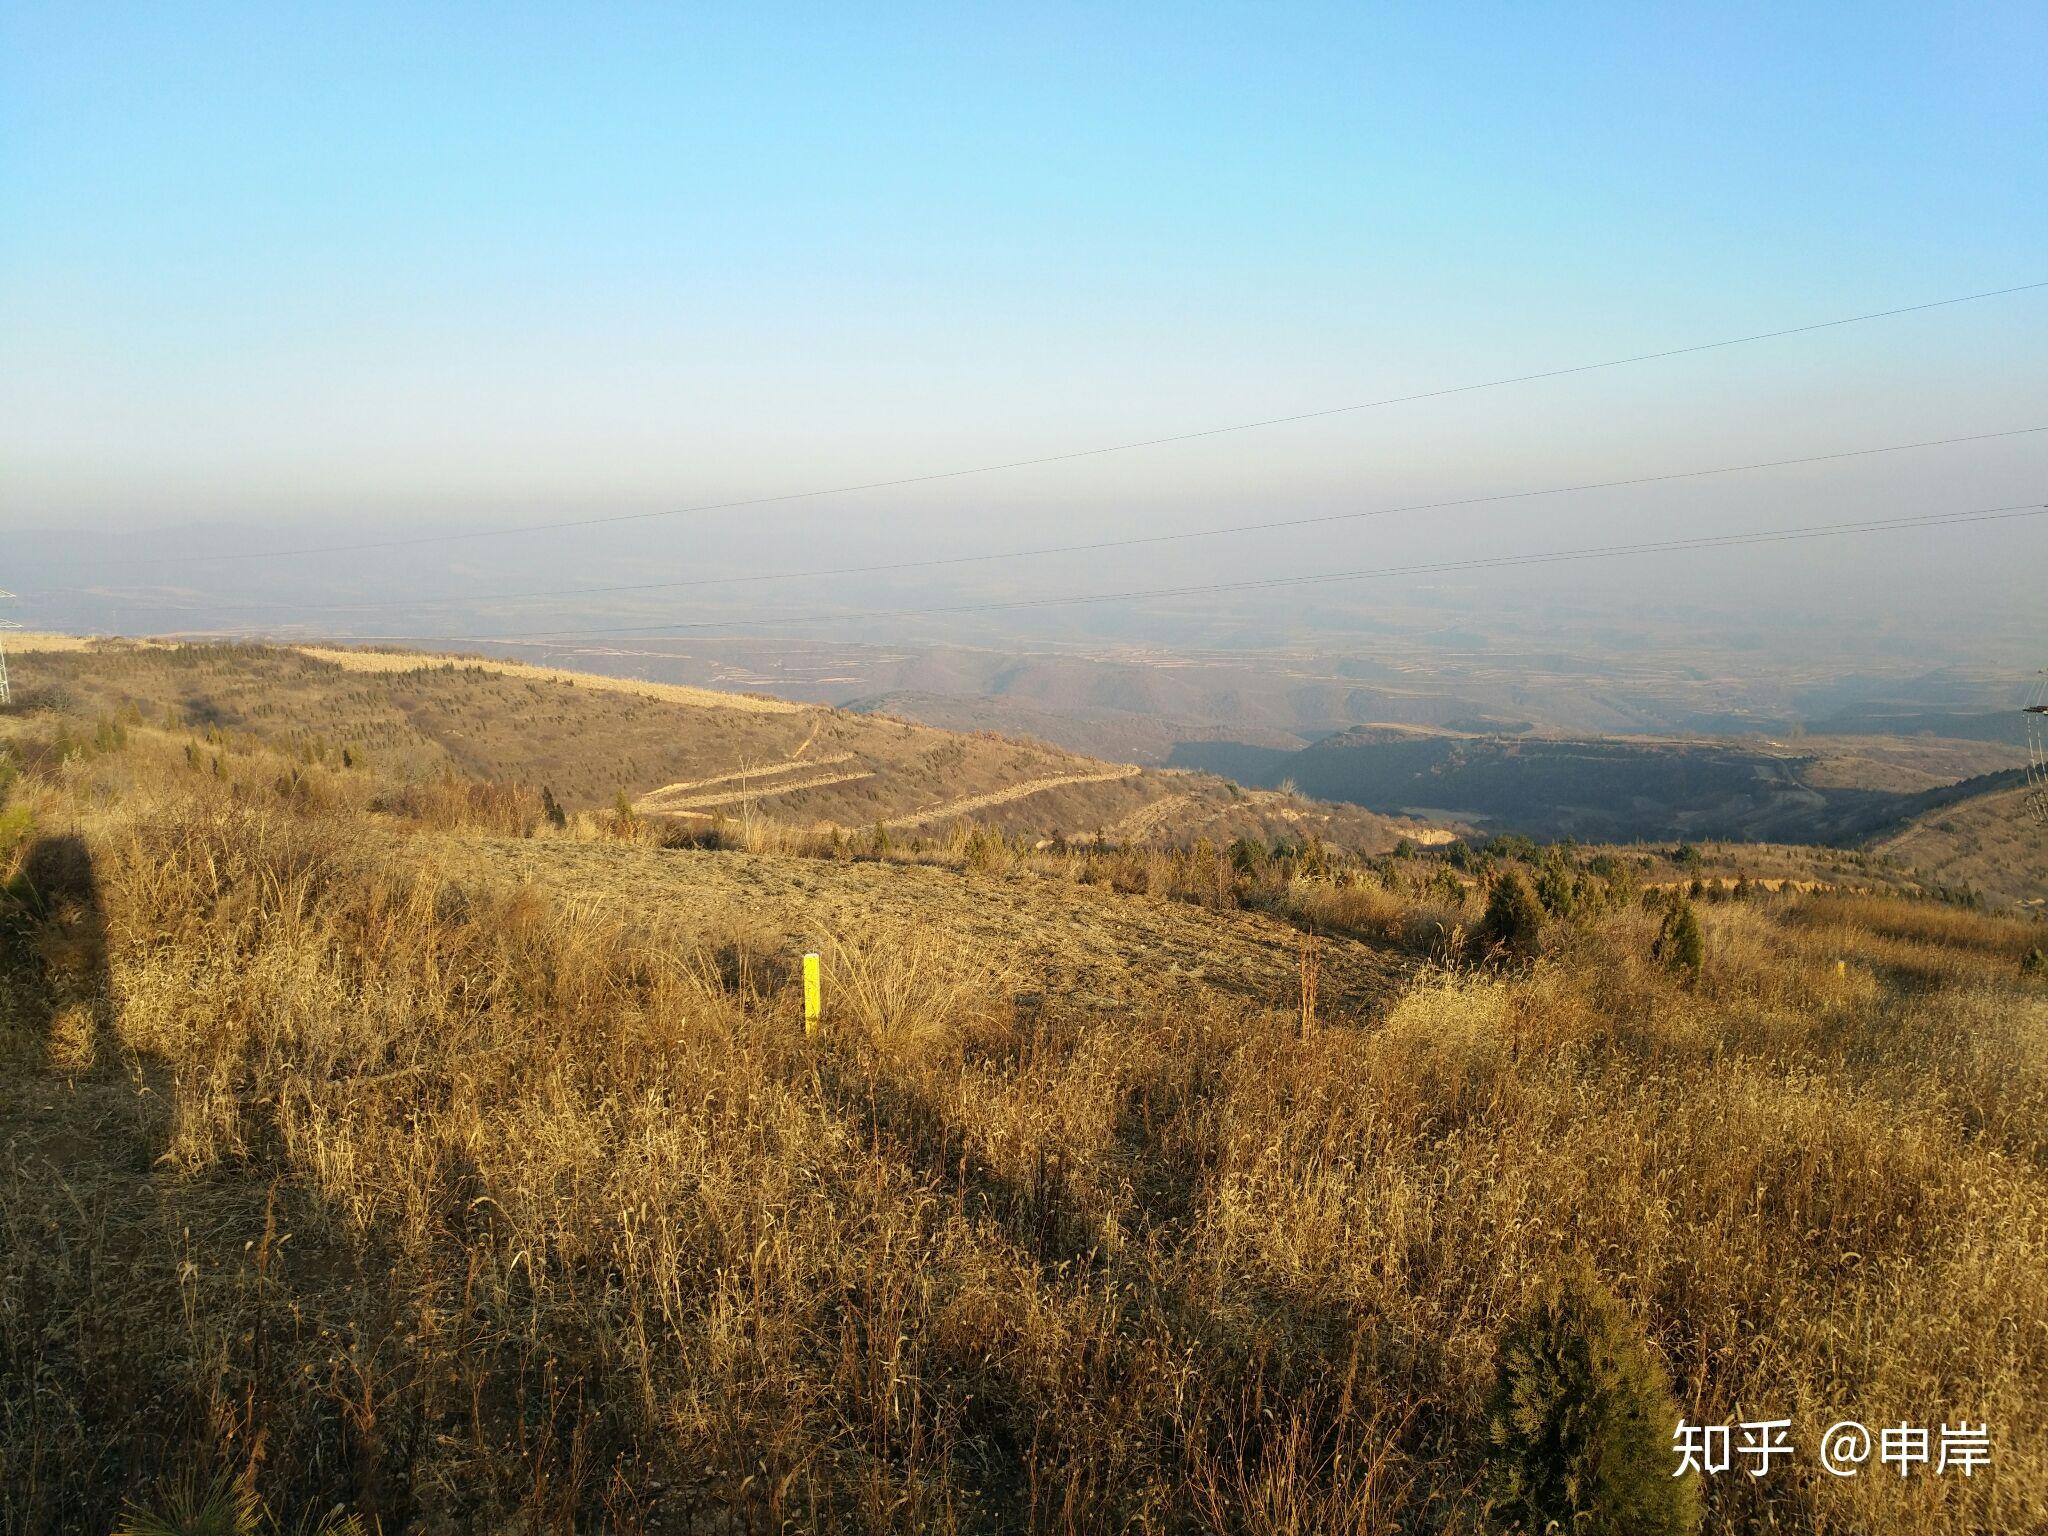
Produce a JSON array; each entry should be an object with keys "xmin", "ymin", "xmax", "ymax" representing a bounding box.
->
[
  {"xmin": 962, "ymin": 825, "xmax": 1003, "ymax": 873},
  {"xmin": 1654, "ymin": 897, "xmax": 1705, "ymax": 980},
  {"xmin": 1535, "ymin": 853, "xmax": 1578, "ymax": 920},
  {"xmin": 540, "ymin": 785, "xmax": 568, "ymax": 830},
  {"xmin": 1298, "ymin": 834, "xmax": 1330, "ymax": 880},
  {"xmin": 1485, "ymin": 1261, "xmax": 1699, "ymax": 1536},
  {"xmin": 1472, "ymin": 869, "xmax": 1545, "ymax": 966}
]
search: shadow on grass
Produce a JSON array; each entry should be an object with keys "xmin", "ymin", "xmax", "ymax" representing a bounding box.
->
[{"xmin": 0, "ymin": 835, "xmax": 404, "ymax": 1532}]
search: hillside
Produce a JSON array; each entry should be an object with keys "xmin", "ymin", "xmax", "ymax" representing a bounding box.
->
[
  {"xmin": 12, "ymin": 637, "xmax": 1429, "ymax": 854},
  {"xmin": 1876, "ymin": 781, "xmax": 2048, "ymax": 912},
  {"xmin": 1, "ymin": 691, "xmax": 2043, "ymax": 1534}
]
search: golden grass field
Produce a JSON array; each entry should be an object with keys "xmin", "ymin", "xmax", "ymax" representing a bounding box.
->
[{"xmin": 0, "ymin": 674, "xmax": 2043, "ymax": 1535}]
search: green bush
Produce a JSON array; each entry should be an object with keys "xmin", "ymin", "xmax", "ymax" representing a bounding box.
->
[
  {"xmin": 1484, "ymin": 1261, "xmax": 1699, "ymax": 1536},
  {"xmin": 1430, "ymin": 863, "xmax": 1467, "ymax": 906},
  {"xmin": 610, "ymin": 787, "xmax": 637, "ymax": 837},
  {"xmin": 1535, "ymin": 853, "xmax": 1578, "ymax": 920},
  {"xmin": 1472, "ymin": 869, "xmax": 1545, "ymax": 966},
  {"xmin": 961, "ymin": 825, "xmax": 1007, "ymax": 873},
  {"xmin": 1654, "ymin": 898, "xmax": 1705, "ymax": 980}
]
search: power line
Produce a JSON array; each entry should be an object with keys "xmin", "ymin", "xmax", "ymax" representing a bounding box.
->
[
  {"xmin": 56, "ymin": 278, "xmax": 2048, "ymax": 569},
  {"xmin": 90, "ymin": 422, "xmax": 2042, "ymax": 615},
  {"xmin": 328, "ymin": 500, "xmax": 2044, "ymax": 643}
]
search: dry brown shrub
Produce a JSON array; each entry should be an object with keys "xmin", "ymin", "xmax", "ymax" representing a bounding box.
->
[
  {"xmin": 825, "ymin": 930, "xmax": 1017, "ymax": 1057},
  {"xmin": 1283, "ymin": 875, "xmax": 1469, "ymax": 954},
  {"xmin": 1784, "ymin": 888, "xmax": 2042, "ymax": 958},
  {"xmin": 372, "ymin": 772, "xmax": 545, "ymax": 837}
]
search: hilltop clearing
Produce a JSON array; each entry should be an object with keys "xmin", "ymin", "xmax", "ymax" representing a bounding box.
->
[{"xmin": 439, "ymin": 831, "xmax": 1406, "ymax": 1020}]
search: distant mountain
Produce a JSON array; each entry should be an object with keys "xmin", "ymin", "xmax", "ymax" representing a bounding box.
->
[{"xmin": 843, "ymin": 689, "xmax": 1308, "ymax": 765}]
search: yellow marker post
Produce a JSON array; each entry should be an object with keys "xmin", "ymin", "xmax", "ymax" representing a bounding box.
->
[{"xmin": 802, "ymin": 952, "xmax": 821, "ymax": 1036}]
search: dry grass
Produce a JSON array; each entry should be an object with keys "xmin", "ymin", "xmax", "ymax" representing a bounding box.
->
[
  {"xmin": 369, "ymin": 772, "xmax": 549, "ymax": 839},
  {"xmin": 1781, "ymin": 889, "xmax": 2042, "ymax": 960},
  {"xmin": 9, "ymin": 631, "xmax": 163, "ymax": 654},
  {"xmin": 826, "ymin": 932, "xmax": 1018, "ymax": 1057},
  {"xmin": 1280, "ymin": 876, "xmax": 1470, "ymax": 955},
  {"xmin": 0, "ymin": 717, "xmax": 2044, "ymax": 1533}
]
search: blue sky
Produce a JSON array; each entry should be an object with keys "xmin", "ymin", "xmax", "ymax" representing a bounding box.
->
[{"xmin": 2, "ymin": 2, "xmax": 2044, "ymax": 630}]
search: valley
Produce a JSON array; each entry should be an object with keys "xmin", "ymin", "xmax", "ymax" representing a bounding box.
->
[{"xmin": 1171, "ymin": 724, "xmax": 2028, "ymax": 846}]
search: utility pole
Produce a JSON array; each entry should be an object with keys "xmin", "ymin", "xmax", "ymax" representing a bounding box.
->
[
  {"xmin": 0, "ymin": 591, "xmax": 15, "ymax": 708},
  {"xmin": 2027, "ymin": 672, "xmax": 2048, "ymax": 826}
]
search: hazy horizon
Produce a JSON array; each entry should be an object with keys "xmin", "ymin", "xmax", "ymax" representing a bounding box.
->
[{"xmin": 4, "ymin": 4, "xmax": 2045, "ymax": 669}]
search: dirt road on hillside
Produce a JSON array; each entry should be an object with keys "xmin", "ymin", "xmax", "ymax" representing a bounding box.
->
[{"xmin": 882, "ymin": 766, "xmax": 1144, "ymax": 830}]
